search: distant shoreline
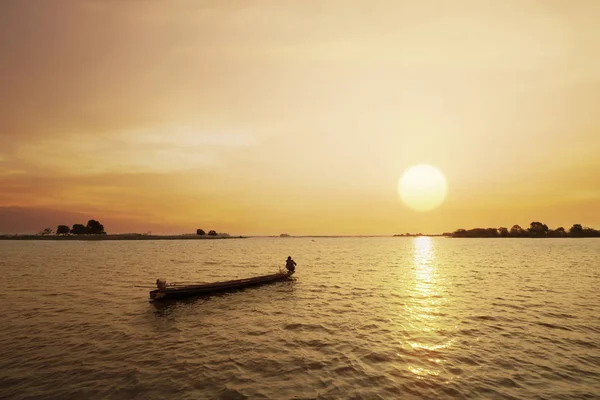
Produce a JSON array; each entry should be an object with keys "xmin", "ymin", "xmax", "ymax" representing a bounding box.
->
[
  {"xmin": 2, "ymin": 234, "xmax": 598, "ymax": 241},
  {"xmin": 0, "ymin": 234, "xmax": 246, "ymax": 241}
]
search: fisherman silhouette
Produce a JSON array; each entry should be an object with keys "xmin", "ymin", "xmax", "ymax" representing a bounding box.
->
[{"xmin": 285, "ymin": 256, "xmax": 296, "ymax": 274}]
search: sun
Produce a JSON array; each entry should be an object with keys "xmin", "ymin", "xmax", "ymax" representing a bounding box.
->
[{"xmin": 398, "ymin": 164, "xmax": 447, "ymax": 212}]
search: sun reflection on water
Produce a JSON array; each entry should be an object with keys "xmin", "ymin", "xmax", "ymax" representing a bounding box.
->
[
  {"xmin": 405, "ymin": 236, "xmax": 453, "ymax": 376},
  {"xmin": 410, "ymin": 236, "xmax": 438, "ymax": 312},
  {"xmin": 413, "ymin": 237, "xmax": 435, "ymax": 295},
  {"xmin": 407, "ymin": 366, "xmax": 440, "ymax": 377}
]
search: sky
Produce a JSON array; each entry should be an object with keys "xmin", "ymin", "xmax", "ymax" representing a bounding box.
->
[{"xmin": 0, "ymin": 0, "xmax": 599, "ymax": 235}]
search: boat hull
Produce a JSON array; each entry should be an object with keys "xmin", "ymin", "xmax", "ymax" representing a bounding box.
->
[{"xmin": 149, "ymin": 272, "xmax": 293, "ymax": 301}]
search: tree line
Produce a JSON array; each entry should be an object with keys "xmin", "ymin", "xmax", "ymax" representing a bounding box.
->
[
  {"xmin": 196, "ymin": 229, "xmax": 230, "ymax": 237},
  {"xmin": 451, "ymin": 222, "xmax": 600, "ymax": 238},
  {"xmin": 37, "ymin": 222, "xmax": 230, "ymax": 237},
  {"xmin": 39, "ymin": 220, "xmax": 106, "ymax": 236}
]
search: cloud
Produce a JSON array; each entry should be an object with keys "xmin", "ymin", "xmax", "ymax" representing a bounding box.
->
[
  {"xmin": 6, "ymin": 125, "xmax": 255, "ymax": 174},
  {"xmin": 130, "ymin": 125, "xmax": 255, "ymax": 148}
]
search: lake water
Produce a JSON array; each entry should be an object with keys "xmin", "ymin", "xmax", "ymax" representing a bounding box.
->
[{"xmin": 1, "ymin": 237, "xmax": 599, "ymax": 399}]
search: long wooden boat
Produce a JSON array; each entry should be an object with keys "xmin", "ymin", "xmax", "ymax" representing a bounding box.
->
[{"xmin": 149, "ymin": 271, "xmax": 294, "ymax": 301}]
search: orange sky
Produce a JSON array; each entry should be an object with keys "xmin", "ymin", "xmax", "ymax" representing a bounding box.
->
[{"xmin": 1, "ymin": 1, "xmax": 599, "ymax": 235}]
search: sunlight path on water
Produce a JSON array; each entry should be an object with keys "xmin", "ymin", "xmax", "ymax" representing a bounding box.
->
[{"xmin": 403, "ymin": 237, "xmax": 457, "ymax": 381}]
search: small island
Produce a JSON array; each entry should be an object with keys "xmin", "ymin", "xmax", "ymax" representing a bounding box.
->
[
  {"xmin": 448, "ymin": 222, "xmax": 600, "ymax": 238},
  {"xmin": 0, "ymin": 220, "xmax": 245, "ymax": 240}
]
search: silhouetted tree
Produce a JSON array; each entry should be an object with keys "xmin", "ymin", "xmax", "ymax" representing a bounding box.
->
[
  {"xmin": 485, "ymin": 228, "xmax": 499, "ymax": 237},
  {"xmin": 86, "ymin": 220, "xmax": 105, "ymax": 235},
  {"xmin": 569, "ymin": 224, "xmax": 583, "ymax": 237},
  {"xmin": 582, "ymin": 227, "xmax": 600, "ymax": 237},
  {"xmin": 39, "ymin": 227, "xmax": 53, "ymax": 236},
  {"xmin": 208, "ymin": 230, "xmax": 217, "ymax": 236},
  {"xmin": 498, "ymin": 227, "xmax": 509, "ymax": 237},
  {"xmin": 197, "ymin": 229, "xmax": 206, "ymax": 236},
  {"xmin": 71, "ymin": 224, "xmax": 88, "ymax": 235},
  {"xmin": 547, "ymin": 227, "xmax": 567, "ymax": 238},
  {"xmin": 510, "ymin": 225, "xmax": 527, "ymax": 237},
  {"xmin": 528, "ymin": 221, "xmax": 549, "ymax": 238},
  {"xmin": 56, "ymin": 225, "xmax": 70, "ymax": 235}
]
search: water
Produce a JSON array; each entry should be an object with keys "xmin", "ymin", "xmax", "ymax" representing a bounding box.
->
[{"xmin": 0, "ymin": 237, "xmax": 599, "ymax": 399}]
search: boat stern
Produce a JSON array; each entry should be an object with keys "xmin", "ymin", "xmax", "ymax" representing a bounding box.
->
[
  {"xmin": 149, "ymin": 290, "xmax": 166, "ymax": 300},
  {"xmin": 150, "ymin": 278, "xmax": 168, "ymax": 300}
]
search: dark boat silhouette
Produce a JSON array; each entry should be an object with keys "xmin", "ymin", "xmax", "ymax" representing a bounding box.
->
[{"xmin": 150, "ymin": 271, "xmax": 294, "ymax": 301}]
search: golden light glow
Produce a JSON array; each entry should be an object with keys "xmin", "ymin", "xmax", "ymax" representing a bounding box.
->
[
  {"xmin": 398, "ymin": 165, "xmax": 448, "ymax": 212},
  {"xmin": 0, "ymin": 2, "xmax": 599, "ymax": 234}
]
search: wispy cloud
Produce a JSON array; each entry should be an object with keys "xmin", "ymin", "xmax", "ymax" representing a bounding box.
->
[{"xmin": 8, "ymin": 125, "xmax": 255, "ymax": 174}]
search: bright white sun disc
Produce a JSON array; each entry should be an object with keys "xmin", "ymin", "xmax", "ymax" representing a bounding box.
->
[{"xmin": 398, "ymin": 164, "xmax": 447, "ymax": 212}]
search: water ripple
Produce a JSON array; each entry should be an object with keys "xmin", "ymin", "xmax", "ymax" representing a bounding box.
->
[{"xmin": 1, "ymin": 238, "xmax": 599, "ymax": 399}]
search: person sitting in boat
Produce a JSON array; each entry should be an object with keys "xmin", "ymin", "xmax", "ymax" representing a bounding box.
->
[{"xmin": 285, "ymin": 256, "xmax": 296, "ymax": 273}]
